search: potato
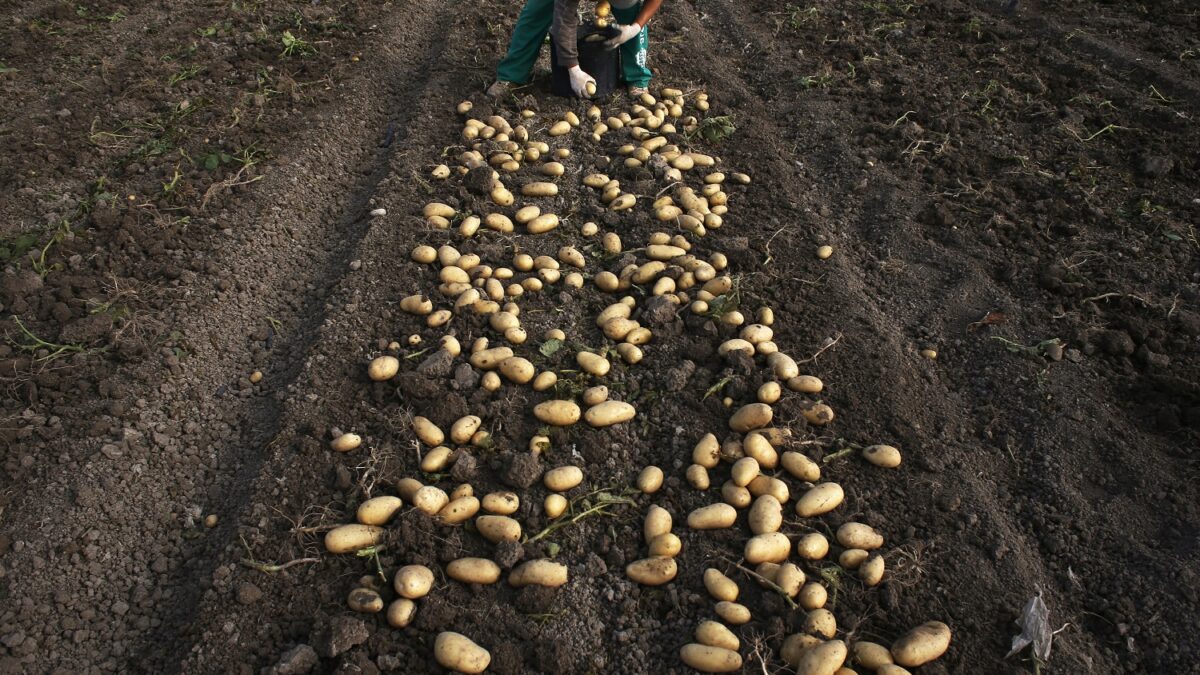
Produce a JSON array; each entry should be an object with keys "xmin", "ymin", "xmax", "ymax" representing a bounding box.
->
[
  {"xmin": 787, "ymin": 375, "xmax": 824, "ymax": 394},
  {"xmin": 394, "ymin": 565, "xmax": 434, "ymax": 599},
  {"xmin": 798, "ymin": 582, "xmax": 828, "ymax": 610},
  {"xmin": 796, "ymin": 483, "xmax": 844, "ymax": 517},
  {"xmin": 859, "ymin": 554, "xmax": 885, "ymax": 586},
  {"xmin": 480, "ymin": 371, "xmax": 501, "ymax": 391},
  {"xmin": 543, "ymin": 465, "xmax": 583, "ymax": 492},
  {"xmin": 746, "ymin": 475, "xmax": 790, "ymax": 503},
  {"xmin": 749, "ymin": 495, "xmax": 783, "ymax": 534},
  {"xmin": 794, "ymin": 639, "xmax": 847, "ymax": 675},
  {"xmin": 585, "ymin": 400, "xmax": 636, "ymax": 427},
  {"xmin": 693, "ymin": 433, "xmax": 720, "ymax": 468},
  {"xmin": 796, "ymin": 532, "xmax": 830, "ymax": 560},
  {"xmin": 357, "ymin": 496, "xmax": 403, "ymax": 526},
  {"xmin": 852, "ymin": 641, "xmax": 894, "ymax": 670},
  {"xmin": 521, "ymin": 182, "xmax": 558, "ymax": 198},
  {"xmin": 837, "ymin": 522, "xmax": 884, "ymax": 550},
  {"xmin": 626, "ymin": 557, "xmax": 677, "ymax": 585},
  {"xmin": 395, "ymin": 477, "xmax": 423, "ymax": 501},
  {"xmin": 413, "ymin": 486, "xmax": 450, "ymax": 515},
  {"xmin": 805, "ymin": 608, "xmax": 837, "ymax": 639},
  {"xmin": 411, "ymin": 416, "xmax": 444, "ymax": 447},
  {"xmin": 816, "ymin": 245, "xmax": 833, "ymax": 260},
  {"xmin": 386, "ymin": 598, "xmax": 416, "ymax": 628},
  {"xmin": 325, "ymin": 524, "xmax": 383, "ymax": 553},
  {"xmin": 801, "ymin": 402, "xmax": 836, "ymax": 426},
  {"xmin": 423, "ymin": 202, "xmax": 455, "ymax": 219},
  {"xmin": 549, "ymin": 120, "xmax": 571, "ymax": 136},
  {"xmin": 610, "ymin": 194, "xmax": 636, "ymax": 211},
  {"xmin": 743, "ymin": 433, "xmax": 778, "ymax": 469},
  {"xmin": 776, "ymin": 562, "xmax": 805, "ymax": 597},
  {"xmin": 703, "ymin": 568, "xmax": 739, "ymax": 602},
  {"xmin": 450, "ymin": 483, "xmax": 474, "ymax": 500},
  {"xmin": 367, "ymin": 356, "xmax": 400, "ymax": 381},
  {"xmin": 744, "ymin": 532, "xmax": 791, "ymax": 564},
  {"xmin": 577, "ymin": 351, "xmax": 611, "ymax": 377},
  {"xmin": 863, "ymin": 444, "xmax": 902, "ymax": 468},
  {"xmin": 715, "ymin": 601, "xmax": 751, "ymax": 625},
  {"xmin": 695, "ymin": 620, "xmax": 740, "ymax": 651},
  {"xmin": 445, "ymin": 558, "xmax": 501, "ymax": 585},
  {"xmin": 767, "ymin": 352, "xmax": 800, "ymax": 380},
  {"xmin": 584, "ymin": 173, "xmax": 610, "ymax": 188},
  {"xmin": 688, "ymin": 503, "xmax": 737, "ymax": 530},
  {"xmin": 721, "ymin": 481, "xmax": 752, "ymax": 508},
  {"xmin": 878, "ymin": 664, "xmax": 913, "ymax": 675},
  {"xmin": 482, "ymin": 492, "xmax": 519, "ymax": 515},
  {"xmin": 534, "ymin": 400, "xmax": 581, "ymax": 426},
  {"xmin": 891, "ymin": 622, "xmax": 951, "ymax": 667},
  {"xmin": 509, "ymin": 558, "xmax": 569, "ymax": 588},
  {"xmin": 730, "ymin": 403, "xmax": 773, "ymax": 432},
  {"xmin": 615, "ymin": 343, "xmax": 643, "ymax": 364},
  {"xmin": 649, "ymin": 532, "xmax": 682, "ymax": 558},
  {"xmin": 469, "ymin": 346, "xmax": 514, "ymax": 370},
  {"xmin": 331, "ymin": 433, "xmax": 362, "ymax": 453},
  {"xmin": 637, "ymin": 466, "xmax": 664, "ymax": 494},
  {"xmin": 644, "ymin": 504, "xmax": 673, "ymax": 543},
  {"xmin": 780, "ymin": 634, "xmax": 823, "ymax": 668},
  {"xmin": 347, "ymin": 587, "xmax": 383, "ymax": 614},
  {"xmin": 421, "ymin": 445, "xmax": 455, "ymax": 473},
  {"xmin": 532, "ymin": 371, "xmax": 558, "ymax": 391},
  {"xmin": 434, "ymin": 632, "xmax": 491, "ymax": 674},
  {"xmin": 412, "ymin": 245, "xmax": 438, "ymax": 264},
  {"xmin": 680, "ymin": 644, "xmax": 743, "ymax": 673},
  {"xmin": 781, "ymin": 451, "xmax": 821, "ymax": 482},
  {"xmin": 544, "ymin": 493, "xmax": 568, "ymax": 519},
  {"xmin": 726, "ymin": 458, "xmax": 757, "ymax": 489},
  {"xmin": 438, "ymin": 495, "xmax": 480, "ymax": 524},
  {"xmin": 839, "ymin": 549, "xmax": 869, "ymax": 569},
  {"xmin": 757, "ymin": 382, "xmax": 782, "ymax": 404},
  {"xmin": 475, "ymin": 515, "xmax": 521, "ymax": 543},
  {"xmin": 582, "ymin": 386, "xmax": 609, "ymax": 406},
  {"xmin": 686, "ymin": 464, "xmax": 710, "ymax": 489}
]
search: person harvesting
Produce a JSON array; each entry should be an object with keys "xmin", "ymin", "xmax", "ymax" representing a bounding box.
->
[{"xmin": 487, "ymin": 0, "xmax": 663, "ymax": 99}]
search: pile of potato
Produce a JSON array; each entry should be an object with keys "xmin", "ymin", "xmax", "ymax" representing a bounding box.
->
[{"xmin": 310, "ymin": 84, "xmax": 951, "ymax": 674}]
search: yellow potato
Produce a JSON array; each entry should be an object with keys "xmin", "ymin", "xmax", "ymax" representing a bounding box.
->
[
  {"xmin": 839, "ymin": 549, "xmax": 869, "ymax": 569},
  {"xmin": 626, "ymin": 557, "xmax": 678, "ymax": 585},
  {"xmin": 776, "ymin": 562, "xmax": 805, "ymax": 597},
  {"xmin": 693, "ymin": 433, "xmax": 721, "ymax": 468},
  {"xmin": 412, "ymin": 416, "xmax": 444, "ymax": 446},
  {"xmin": 509, "ymin": 558, "xmax": 569, "ymax": 587},
  {"xmin": 796, "ymin": 483, "xmax": 844, "ymax": 517},
  {"xmin": 394, "ymin": 565, "xmax": 434, "ymax": 599},
  {"xmin": 544, "ymin": 465, "xmax": 583, "ymax": 492},
  {"xmin": 434, "ymin": 632, "xmax": 491, "ymax": 674},
  {"xmin": 533, "ymin": 400, "xmax": 581, "ymax": 426},
  {"xmin": 891, "ymin": 622, "xmax": 952, "ymax": 667},
  {"xmin": 449, "ymin": 416, "xmax": 481, "ymax": 445},
  {"xmin": 331, "ymin": 433, "xmax": 361, "ymax": 453},
  {"xmin": 482, "ymin": 492, "xmax": 519, "ymax": 515},
  {"xmin": 729, "ymin": 403, "xmax": 773, "ymax": 432},
  {"xmin": 863, "ymin": 444, "xmax": 902, "ymax": 468},
  {"xmin": 324, "ymin": 524, "xmax": 383, "ymax": 553},
  {"xmin": 802, "ymin": 402, "xmax": 836, "ymax": 426},
  {"xmin": 744, "ymin": 532, "xmax": 791, "ymax": 564},
  {"xmin": 853, "ymin": 642, "xmax": 895, "ymax": 669},
  {"xmin": 703, "ymin": 568, "xmax": 739, "ymax": 602},
  {"xmin": 447, "ymin": 558, "xmax": 501, "ymax": 584},
  {"xmin": 412, "ymin": 486, "xmax": 449, "ymax": 515},
  {"xmin": 788, "ymin": 375, "xmax": 824, "ymax": 394},
  {"xmin": 348, "ymin": 587, "xmax": 382, "ymax": 613},
  {"xmin": 649, "ymin": 533, "xmax": 682, "ymax": 557},
  {"xmin": 743, "ymin": 433, "xmax": 778, "ymax": 469},
  {"xmin": 746, "ymin": 475, "xmax": 789, "ymax": 503},
  {"xmin": 749, "ymin": 495, "xmax": 783, "ymax": 534},
  {"xmin": 386, "ymin": 598, "xmax": 416, "ymax": 628},
  {"xmin": 532, "ymin": 371, "xmax": 558, "ymax": 391},
  {"xmin": 583, "ymin": 385, "xmax": 609, "ymax": 406},
  {"xmin": 469, "ymin": 346, "xmax": 514, "ymax": 370},
  {"xmin": 688, "ymin": 503, "xmax": 737, "ymax": 530},
  {"xmin": 793, "ymin": 639, "xmax": 847, "ymax": 675},
  {"xmin": 498, "ymin": 356, "xmax": 535, "ymax": 384},
  {"xmin": 610, "ymin": 194, "xmax": 636, "ymax": 211},
  {"xmin": 615, "ymin": 343, "xmax": 643, "ymax": 364},
  {"xmin": 637, "ymin": 466, "xmax": 664, "ymax": 494},
  {"xmin": 438, "ymin": 496, "xmax": 480, "ymax": 524},
  {"xmin": 780, "ymin": 634, "xmax": 823, "ymax": 668},
  {"xmin": 768, "ymin": 352, "xmax": 800, "ymax": 380},
  {"xmin": 449, "ymin": 483, "xmax": 474, "ymax": 500},
  {"xmin": 475, "ymin": 515, "xmax": 521, "ymax": 543},
  {"xmin": 796, "ymin": 532, "xmax": 830, "ymax": 560},
  {"xmin": 758, "ymin": 381, "xmax": 782, "ymax": 404},
  {"xmin": 679, "ymin": 644, "xmax": 743, "ymax": 673},
  {"xmin": 731, "ymin": 457, "xmax": 760, "ymax": 487},
  {"xmin": 805, "ymin": 608, "xmax": 837, "ymax": 639},
  {"xmin": 423, "ymin": 202, "xmax": 455, "ymax": 219},
  {"xmin": 356, "ymin": 496, "xmax": 403, "ymax": 526},
  {"xmin": 522, "ymin": 182, "xmax": 558, "ymax": 197},
  {"xmin": 527, "ymin": 213, "xmax": 560, "ymax": 234},
  {"xmin": 721, "ymin": 481, "xmax": 752, "ymax": 508},
  {"xmin": 395, "ymin": 477, "xmax": 423, "ymax": 501},
  {"xmin": 715, "ymin": 601, "xmax": 751, "ymax": 625},
  {"xmin": 859, "ymin": 554, "xmax": 885, "ymax": 586},
  {"xmin": 543, "ymin": 493, "xmax": 568, "ymax": 519},
  {"xmin": 695, "ymin": 620, "xmax": 740, "ymax": 651},
  {"xmin": 367, "ymin": 356, "xmax": 400, "ymax": 381},
  {"xmin": 411, "ymin": 245, "xmax": 438, "ymax": 264},
  {"xmin": 420, "ymin": 446, "xmax": 455, "ymax": 473},
  {"xmin": 584, "ymin": 400, "xmax": 636, "ymax": 427},
  {"xmin": 837, "ymin": 522, "xmax": 884, "ymax": 550},
  {"xmin": 781, "ymin": 451, "xmax": 821, "ymax": 482},
  {"xmin": 549, "ymin": 120, "xmax": 571, "ymax": 136},
  {"xmin": 686, "ymin": 464, "xmax": 710, "ymax": 490},
  {"xmin": 577, "ymin": 351, "xmax": 611, "ymax": 377},
  {"xmin": 644, "ymin": 504, "xmax": 673, "ymax": 543}
]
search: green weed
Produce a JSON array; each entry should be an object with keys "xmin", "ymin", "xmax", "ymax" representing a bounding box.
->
[{"xmin": 281, "ymin": 30, "xmax": 314, "ymax": 57}]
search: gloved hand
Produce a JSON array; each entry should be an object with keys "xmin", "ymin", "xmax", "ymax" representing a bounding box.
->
[
  {"xmin": 604, "ymin": 23, "xmax": 642, "ymax": 50},
  {"xmin": 568, "ymin": 65, "xmax": 596, "ymax": 98}
]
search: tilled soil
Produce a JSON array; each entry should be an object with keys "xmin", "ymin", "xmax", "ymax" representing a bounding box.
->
[{"xmin": 1, "ymin": 0, "xmax": 1197, "ymax": 674}]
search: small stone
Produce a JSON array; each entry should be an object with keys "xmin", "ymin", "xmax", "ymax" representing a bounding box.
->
[
  {"xmin": 314, "ymin": 617, "xmax": 369, "ymax": 658},
  {"xmin": 369, "ymin": 208, "xmax": 387, "ymax": 217},
  {"xmin": 236, "ymin": 582, "xmax": 262, "ymax": 605},
  {"xmin": 269, "ymin": 644, "xmax": 319, "ymax": 675}
]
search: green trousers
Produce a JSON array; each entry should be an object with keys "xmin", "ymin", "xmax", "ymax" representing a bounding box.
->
[{"xmin": 495, "ymin": 0, "xmax": 652, "ymax": 88}]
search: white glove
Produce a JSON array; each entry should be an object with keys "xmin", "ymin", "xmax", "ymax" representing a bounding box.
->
[
  {"xmin": 604, "ymin": 23, "xmax": 642, "ymax": 50},
  {"xmin": 568, "ymin": 65, "xmax": 596, "ymax": 98}
]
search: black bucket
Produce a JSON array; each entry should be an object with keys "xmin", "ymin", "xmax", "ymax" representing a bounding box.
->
[{"xmin": 551, "ymin": 23, "xmax": 620, "ymax": 98}]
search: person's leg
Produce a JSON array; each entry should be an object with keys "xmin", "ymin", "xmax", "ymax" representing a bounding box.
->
[
  {"xmin": 611, "ymin": 2, "xmax": 652, "ymax": 88},
  {"xmin": 495, "ymin": 0, "xmax": 556, "ymax": 85}
]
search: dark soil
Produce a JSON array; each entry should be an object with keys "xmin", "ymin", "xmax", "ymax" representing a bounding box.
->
[{"xmin": 1, "ymin": 0, "xmax": 1196, "ymax": 674}]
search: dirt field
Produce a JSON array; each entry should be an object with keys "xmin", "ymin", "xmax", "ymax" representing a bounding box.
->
[{"xmin": 1, "ymin": 0, "xmax": 1197, "ymax": 673}]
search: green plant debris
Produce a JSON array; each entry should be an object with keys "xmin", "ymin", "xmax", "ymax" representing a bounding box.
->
[
  {"xmin": 539, "ymin": 338, "xmax": 564, "ymax": 357},
  {"xmin": 991, "ymin": 336, "xmax": 1063, "ymax": 359},
  {"xmin": 525, "ymin": 488, "xmax": 636, "ymax": 543},
  {"xmin": 689, "ymin": 115, "xmax": 736, "ymax": 144}
]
